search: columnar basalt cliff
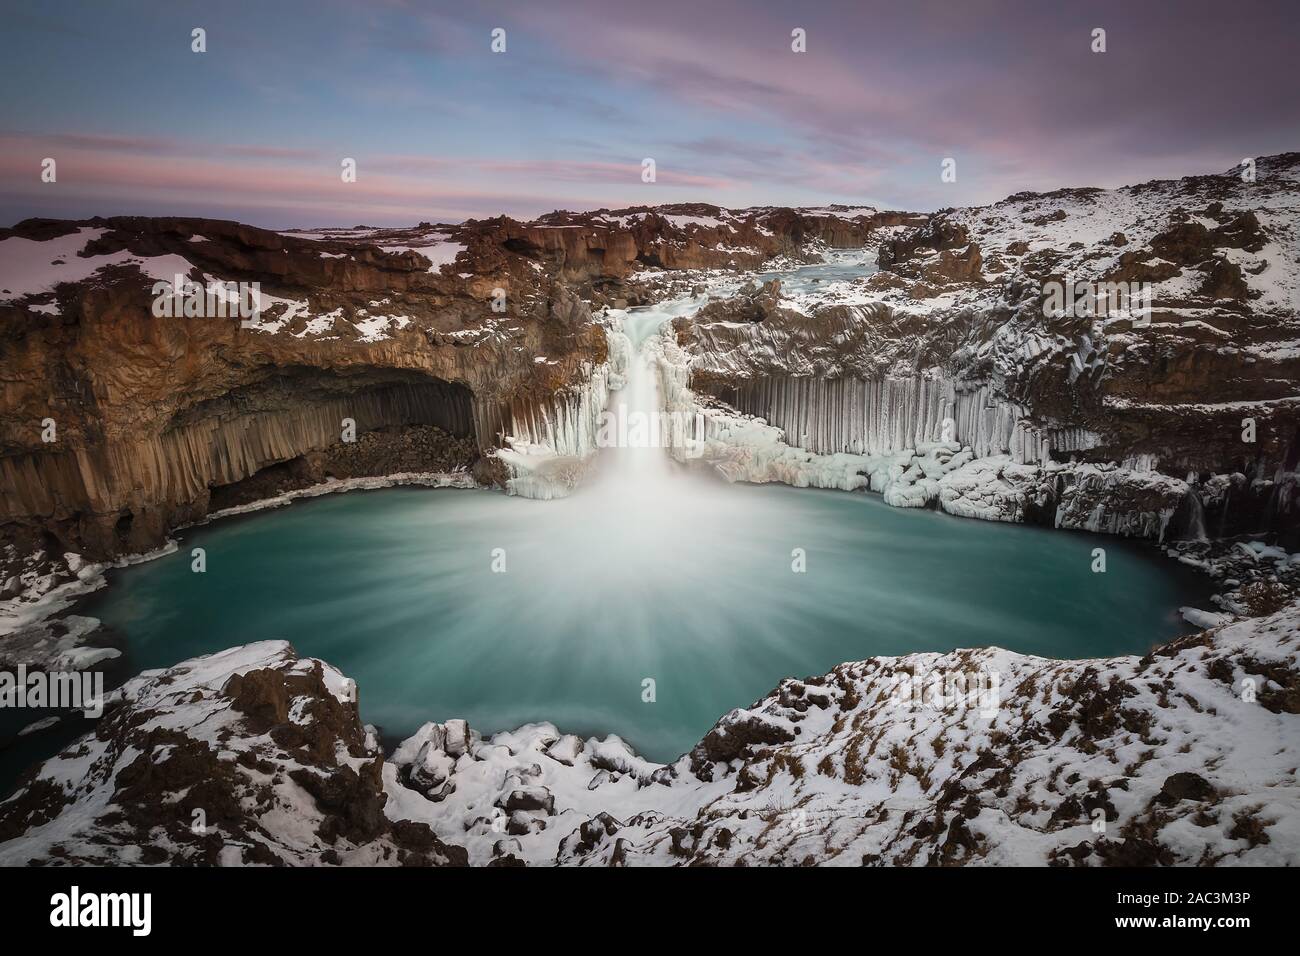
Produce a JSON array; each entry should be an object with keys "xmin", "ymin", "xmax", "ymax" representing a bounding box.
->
[
  {"xmin": 0, "ymin": 216, "xmax": 609, "ymax": 565},
  {"xmin": 666, "ymin": 155, "xmax": 1300, "ymax": 547}
]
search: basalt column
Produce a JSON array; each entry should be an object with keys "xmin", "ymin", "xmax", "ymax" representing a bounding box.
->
[{"xmin": 0, "ymin": 368, "xmax": 476, "ymax": 559}]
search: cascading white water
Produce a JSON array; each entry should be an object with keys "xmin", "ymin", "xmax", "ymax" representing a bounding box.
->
[
  {"xmin": 591, "ymin": 300, "xmax": 704, "ymax": 490},
  {"xmin": 499, "ymin": 253, "xmax": 900, "ymax": 500},
  {"xmin": 596, "ymin": 310, "xmax": 674, "ymax": 485},
  {"xmin": 493, "ymin": 300, "xmax": 695, "ymax": 499}
]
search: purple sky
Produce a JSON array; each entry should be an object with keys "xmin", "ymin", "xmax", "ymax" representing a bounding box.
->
[{"xmin": 0, "ymin": 0, "xmax": 1296, "ymax": 227}]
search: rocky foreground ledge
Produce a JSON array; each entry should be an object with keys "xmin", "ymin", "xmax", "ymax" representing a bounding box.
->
[{"xmin": 2, "ymin": 596, "xmax": 1296, "ymax": 866}]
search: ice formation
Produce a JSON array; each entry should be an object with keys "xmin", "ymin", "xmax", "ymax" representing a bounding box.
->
[
  {"xmin": 637, "ymin": 315, "xmax": 1196, "ymax": 535},
  {"xmin": 494, "ymin": 361, "xmax": 615, "ymax": 500}
]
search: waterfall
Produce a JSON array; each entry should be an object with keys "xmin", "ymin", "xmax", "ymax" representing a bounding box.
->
[
  {"xmin": 492, "ymin": 363, "xmax": 613, "ymax": 499},
  {"xmin": 597, "ymin": 308, "xmax": 680, "ymax": 487},
  {"xmin": 495, "ymin": 302, "xmax": 688, "ymax": 499},
  {"xmin": 497, "ymin": 263, "xmax": 1193, "ymax": 545},
  {"xmin": 1185, "ymin": 489, "xmax": 1209, "ymax": 542}
]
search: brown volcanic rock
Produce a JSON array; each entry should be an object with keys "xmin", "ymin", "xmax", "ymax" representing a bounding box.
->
[
  {"xmin": 0, "ymin": 216, "xmax": 607, "ymax": 561},
  {"xmin": 481, "ymin": 202, "xmax": 903, "ymax": 285},
  {"xmin": 878, "ymin": 220, "xmax": 984, "ymax": 285},
  {"xmin": 4, "ymin": 216, "xmax": 437, "ymax": 294},
  {"xmin": 454, "ymin": 215, "xmax": 643, "ymax": 282},
  {"xmin": 692, "ymin": 278, "xmax": 786, "ymax": 325},
  {"xmin": 759, "ymin": 207, "xmax": 924, "ymax": 249}
]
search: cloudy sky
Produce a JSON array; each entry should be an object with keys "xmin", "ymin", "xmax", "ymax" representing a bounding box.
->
[{"xmin": 0, "ymin": 0, "xmax": 1295, "ymax": 227}]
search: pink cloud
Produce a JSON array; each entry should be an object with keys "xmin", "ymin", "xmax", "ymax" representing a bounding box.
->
[{"xmin": 0, "ymin": 133, "xmax": 729, "ymax": 225}]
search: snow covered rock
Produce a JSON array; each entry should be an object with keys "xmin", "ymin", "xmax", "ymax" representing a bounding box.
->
[
  {"xmin": 3, "ymin": 598, "xmax": 1298, "ymax": 866},
  {"xmin": 501, "ymin": 787, "xmax": 555, "ymax": 815},
  {"xmin": 544, "ymin": 733, "xmax": 584, "ymax": 766},
  {"xmin": 0, "ymin": 642, "xmax": 467, "ymax": 866},
  {"xmin": 409, "ymin": 741, "xmax": 456, "ymax": 797},
  {"xmin": 443, "ymin": 718, "xmax": 472, "ymax": 758},
  {"xmin": 666, "ymin": 155, "xmax": 1300, "ymax": 546}
]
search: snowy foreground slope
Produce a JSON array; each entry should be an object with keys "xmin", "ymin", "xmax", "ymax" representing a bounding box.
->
[{"xmin": 2, "ymin": 599, "xmax": 1296, "ymax": 866}]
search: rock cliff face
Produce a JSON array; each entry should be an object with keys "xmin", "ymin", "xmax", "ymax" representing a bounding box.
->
[
  {"xmin": 454, "ymin": 203, "xmax": 922, "ymax": 306},
  {"xmin": 667, "ymin": 155, "xmax": 1300, "ymax": 547},
  {"xmin": 0, "ymin": 216, "xmax": 604, "ymax": 566}
]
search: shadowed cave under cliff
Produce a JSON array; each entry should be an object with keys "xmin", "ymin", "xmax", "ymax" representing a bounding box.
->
[
  {"xmin": 177, "ymin": 367, "xmax": 479, "ymax": 515},
  {"xmin": 0, "ymin": 367, "xmax": 482, "ymax": 563}
]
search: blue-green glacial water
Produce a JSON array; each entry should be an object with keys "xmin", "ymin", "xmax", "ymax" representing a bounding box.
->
[{"xmin": 71, "ymin": 477, "xmax": 1206, "ymax": 765}]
